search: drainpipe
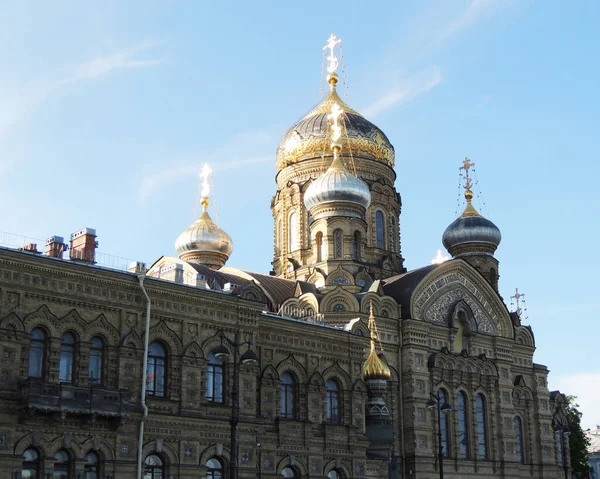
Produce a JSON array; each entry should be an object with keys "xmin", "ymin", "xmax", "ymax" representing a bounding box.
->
[{"xmin": 137, "ymin": 275, "xmax": 151, "ymax": 479}]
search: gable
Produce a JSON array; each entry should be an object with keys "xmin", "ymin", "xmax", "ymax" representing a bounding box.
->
[{"xmin": 410, "ymin": 259, "xmax": 513, "ymax": 338}]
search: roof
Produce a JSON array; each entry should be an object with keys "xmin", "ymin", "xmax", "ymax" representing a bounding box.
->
[
  {"xmin": 382, "ymin": 264, "xmax": 438, "ymax": 317},
  {"xmin": 219, "ymin": 267, "xmax": 296, "ymax": 309},
  {"xmin": 587, "ymin": 428, "xmax": 600, "ymax": 453}
]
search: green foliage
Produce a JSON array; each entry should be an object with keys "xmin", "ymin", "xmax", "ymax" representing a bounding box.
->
[{"xmin": 566, "ymin": 396, "xmax": 593, "ymax": 479}]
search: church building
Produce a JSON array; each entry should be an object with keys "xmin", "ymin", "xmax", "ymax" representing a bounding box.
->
[{"xmin": 0, "ymin": 35, "xmax": 571, "ymax": 478}]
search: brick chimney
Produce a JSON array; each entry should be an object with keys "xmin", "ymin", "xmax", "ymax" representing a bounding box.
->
[
  {"xmin": 45, "ymin": 236, "xmax": 68, "ymax": 259},
  {"xmin": 128, "ymin": 261, "xmax": 147, "ymax": 274},
  {"xmin": 69, "ymin": 228, "xmax": 97, "ymax": 264},
  {"xmin": 21, "ymin": 243, "xmax": 40, "ymax": 254}
]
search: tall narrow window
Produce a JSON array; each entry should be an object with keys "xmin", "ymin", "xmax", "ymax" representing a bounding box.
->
[
  {"xmin": 439, "ymin": 389, "xmax": 450, "ymax": 458},
  {"xmin": 147, "ymin": 342, "xmax": 167, "ymax": 397},
  {"xmin": 307, "ymin": 213, "xmax": 313, "ymax": 247},
  {"xmin": 289, "ymin": 212, "xmax": 298, "ymax": 251},
  {"xmin": 457, "ymin": 392, "xmax": 469, "ymax": 458},
  {"xmin": 316, "ymin": 232, "xmax": 323, "ymax": 262},
  {"xmin": 555, "ymin": 429, "xmax": 564, "ymax": 466},
  {"xmin": 28, "ymin": 328, "xmax": 46, "ymax": 378},
  {"xmin": 353, "ymin": 231, "xmax": 361, "ymax": 259},
  {"xmin": 280, "ymin": 372, "xmax": 295, "ymax": 419},
  {"xmin": 475, "ymin": 394, "xmax": 488, "ymax": 459},
  {"xmin": 376, "ymin": 211, "xmax": 385, "ymax": 249},
  {"xmin": 22, "ymin": 448, "xmax": 40, "ymax": 479},
  {"xmin": 206, "ymin": 352, "xmax": 224, "ymax": 403},
  {"xmin": 390, "ymin": 217, "xmax": 396, "ymax": 252},
  {"xmin": 54, "ymin": 450, "xmax": 71, "ymax": 479},
  {"xmin": 325, "ymin": 379, "xmax": 340, "ymax": 424},
  {"xmin": 334, "ymin": 229, "xmax": 343, "ymax": 258},
  {"xmin": 277, "ymin": 218, "xmax": 283, "ymax": 250},
  {"xmin": 206, "ymin": 458, "xmax": 223, "ymax": 479},
  {"xmin": 88, "ymin": 336, "xmax": 104, "ymax": 385},
  {"xmin": 59, "ymin": 333, "xmax": 75, "ymax": 384},
  {"xmin": 514, "ymin": 416, "xmax": 524, "ymax": 464},
  {"xmin": 144, "ymin": 454, "xmax": 165, "ymax": 479},
  {"xmin": 84, "ymin": 451, "xmax": 100, "ymax": 479}
]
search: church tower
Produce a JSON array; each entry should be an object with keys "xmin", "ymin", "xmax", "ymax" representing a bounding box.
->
[{"xmin": 272, "ymin": 35, "xmax": 405, "ymax": 283}]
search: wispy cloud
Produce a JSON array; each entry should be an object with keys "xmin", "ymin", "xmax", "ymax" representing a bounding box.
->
[
  {"xmin": 443, "ymin": 0, "xmax": 504, "ymax": 39},
  {"xmin": 59, "ymin": 40, "xmax": 165, "ymax": 85},
  {"xmin": 0, "ymin": 40, "xmax": 164, "ymax": 140},
  {"xmin": 138, "ymin": 130, "xmax": 275, "ymax": 205},
  {"xmin": 552, "ymin": 371, "xmax": 600, "ymax": 429},
  {"xmin": 361, "ymin": 67, "xmax": 442, "ymax": 118}
]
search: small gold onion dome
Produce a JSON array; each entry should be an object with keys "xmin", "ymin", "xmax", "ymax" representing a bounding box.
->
[
  {"xmin": 276, "ymin": 73, "xmax": 395, "ymax": 171},
  {"xmin": 363, "ymin": 349, "xmax": 391, "ymax": 381},
  {"xmin": 363, "ymin": 303, "xmax": 391, "ymax": 381},
  {"xmin": 175, "ymin": 197, "xmax": 233, "ymax": 269}
]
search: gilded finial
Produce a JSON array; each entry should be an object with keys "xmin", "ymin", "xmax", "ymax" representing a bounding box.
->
[
  {"xmin": 363, "ymin": 301, "xmax": 391, "ymax": 381},
  {"xmin": 199, "ymin": 163, "xmax": 212, "ymax": 212},
  {"xmin": 460, "ymin": 157, "xmax": 475, "ymax": 202},
  {"xmin": 323, "ymin": 34, "xmax": 341, "ymax": 90},
  {"xmin": 458, "ymin": 157, "xmax": 481, "ymax": 218}
]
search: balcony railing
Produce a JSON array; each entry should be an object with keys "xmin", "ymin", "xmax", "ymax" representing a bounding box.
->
[{"xmin": 18, "ymin": 379, "xmax": 137, "ymax": 419}]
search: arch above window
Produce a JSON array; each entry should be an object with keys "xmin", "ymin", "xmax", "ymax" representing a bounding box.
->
[{"xmin": 144, "ymin": 454, "xmax": 165, "ymax": 479}]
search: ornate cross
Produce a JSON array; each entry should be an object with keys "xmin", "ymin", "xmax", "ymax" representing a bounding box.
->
[
  {"xmin": 460, "ymin": 157, "xmax": 475, "ymax": 191},
  {"xmin": 200, "ymin": 163, "xmax": 212, "ymax": 199},
  {"xmin": 323, "ymin": 34, "xmax": 342, "ymax": 74},
  {"xmin": 328, "ymin": 103, "xmax": 343, "ymax": 144},
  {"xmin": 511, "ymin": 288, "xmax": 525, "ymax": 316}
]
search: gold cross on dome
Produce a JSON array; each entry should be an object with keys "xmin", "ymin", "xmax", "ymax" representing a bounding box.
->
[
  {"xmin": 328, "ymin": 103, "xmax": 344, "ymax": 143},
  {"xmin": 460, "ymin": 157, "xmax": 475, "ymax": 191},
  {"xmin": 323, "ymin": 34, "xmax": 342, "ymax": 74},
  {"xmin": 200, "ymin": 163, "xmax": 212, "ymax": 198}
]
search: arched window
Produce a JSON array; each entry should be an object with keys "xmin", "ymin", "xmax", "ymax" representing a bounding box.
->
[
  {"xmin": 328, "ymin": 470, "xmax": 343, "ymax": 479},
  {"xmin": 475, "ymin": 394, "xmax": 488, "ymax": 459},
  {"xmin": 353, "ymin": 231, "xmax": 361, "ymax": 259},
  {"xmin": 84, "ymin": 451, "xmax": 100, "ymax": 479},
  {"xmin": 89, "ymin": 336, "xmax": 104, "ymax": 385},
  {"xmin": 325, "ymin": 379, "xmax": 340, "ymax": 424},
  {"xmin": 390, "ymin": 217, "xmax": 396, "ymax": 252},
  {"xmin": 28, "ymin": 328, "xmax": 46, "ymax": 378},
  {"xmin": 280, "ymin": 372, "xmax": 295, "ymax": 419},
  {"xmin": 316, "ymin": 232, "xmax": 323, "ymax": 262},
  {"xmin": 206, "ymin": 352, "xmax": 224, "ymax": 403},
  {"xmin": 289, "ymin": 212, "xmax": 298, "ymax": 251},
  {"xmin": 59, "ymin": 332, "xmax": 75, "ymax": 384},
  {"xmin": 376, "ymin": 211, "xmax": 385, "ymax": 249},
  {"xmin": 146, "ymin": 342, "xmax": 167, "ymax": 397},
  {"xmin": 144, "ymin": 454, "xmax": 165, "ymax": 479},
  {"xmin": 206, "ymin": 457, "xmax": 223, "ymax": 479},
  {"xmin": 22, "ymin": 448, "xmax": 40, "ymax": 479},
  {"xmin": 334, "ymin": 229, "xmax": 343, "ymax": 258},
  {"xmin": 281, "ymin": 467, "xmax": 297, "ymax": 477},
  {"xmin": 54, "ymin": 450, "xmax": 71, "ymax": 479},
  {"xmin": 514, "ymin": 416, "xmax": 524, "ymax": 464},
  {"xmin": 457, "ymin": 392, "xmax": 469, "ymax": 458},
  {"xmin": 438, "ymin": 389, "xmax": 450, "ymax": 458}
]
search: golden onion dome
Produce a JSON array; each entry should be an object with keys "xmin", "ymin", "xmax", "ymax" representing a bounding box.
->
[
  {"xmin": 363, "ymin": 301, "xmax": 391, "ymax": 381},
  {"xmin": 363, "ymin": 349, "xmax": 391, "ymax": 381},
  {"xmin": 175, "ymin": 197, "xmax": 233, "ymax": 270},
  {"xmin": 275, "ymin": 73, "xmax": 395, "ymax": 171}
]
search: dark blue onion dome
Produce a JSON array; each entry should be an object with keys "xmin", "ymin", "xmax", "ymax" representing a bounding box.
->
[{"xmin": 442, "ymin": 189, "xmax": 501, "ymax": 257}]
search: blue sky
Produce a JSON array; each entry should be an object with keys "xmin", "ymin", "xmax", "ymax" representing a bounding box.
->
[{"xmin": 1, "ymin": 1, "xmax": 599, "ymax": 426}]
